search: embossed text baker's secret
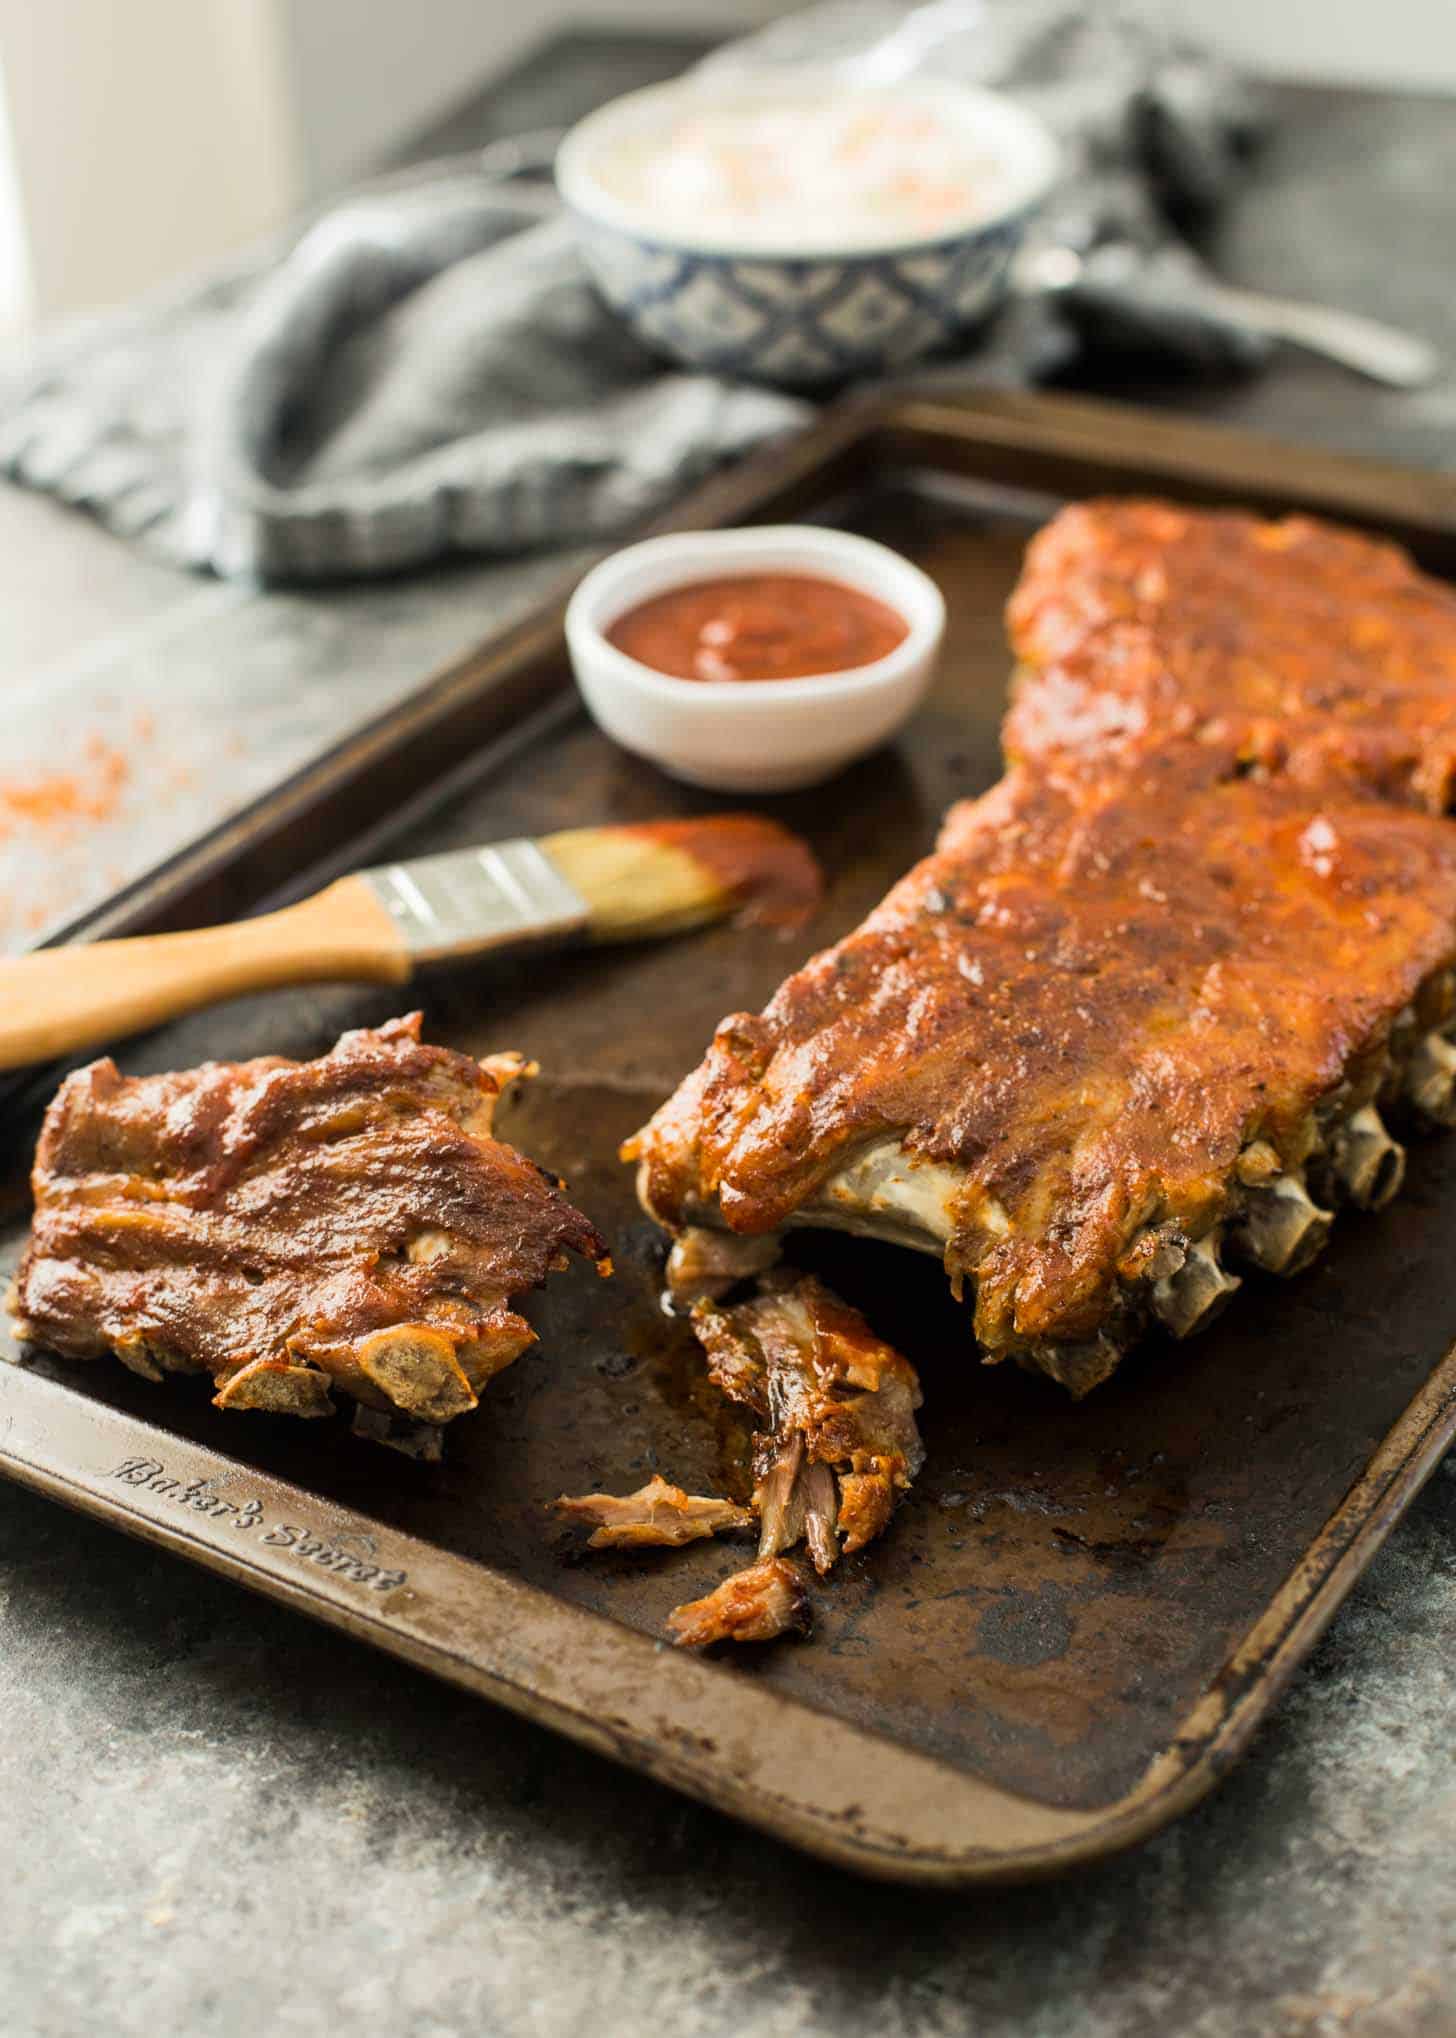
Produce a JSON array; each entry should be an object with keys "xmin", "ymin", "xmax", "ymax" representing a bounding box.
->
[{"xmin": 110, "ymin": 1457, "xmax": 407, "ymax": 1592}]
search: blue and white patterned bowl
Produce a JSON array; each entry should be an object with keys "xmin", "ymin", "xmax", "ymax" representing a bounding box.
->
[{"xmin": 556, "ymin": 77, "xmax": 1059, "ymax": 390}]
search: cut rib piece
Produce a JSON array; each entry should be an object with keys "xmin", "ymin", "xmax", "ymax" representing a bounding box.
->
[
  {"xmin": 666, "ymin": 1556, "xmax": 812, "ymax": 1648},
  {"xmin": 1005, "ymin": 500, "xmax": 1456, "ymax": 810},
  {"xmin": 690, "ymin": 1271, "xmax": 924, "ymax": 1572},
  {"xmin": 627, "ymin": 743, "xmax": 1456, "ymax": 1391},
  {"xmin": 664, "ymin": 1225, "xmax": 783, "ymax": 1306},
  {"xmin": 554, "ymin": 1475, "xmax": 754, "ymax": 1548},
  {"xmin": 11, "ymin": 1013, "xmax": 609, "ymax": 1438}
]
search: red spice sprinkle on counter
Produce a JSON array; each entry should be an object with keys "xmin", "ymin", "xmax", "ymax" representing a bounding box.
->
[{"xmin": 0, "ymin": 738, "xmax": 131, "ymax": 838}]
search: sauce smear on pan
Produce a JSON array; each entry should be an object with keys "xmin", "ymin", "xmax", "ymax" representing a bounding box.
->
[{"xmin": 607, "ymin": 574, "xmax": 908, "ymax": 684}]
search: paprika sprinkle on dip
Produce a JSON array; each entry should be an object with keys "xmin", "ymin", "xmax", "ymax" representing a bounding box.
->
[{"xmin": 606, "ymin": 573, "xmax": 910, "ymax": 685}]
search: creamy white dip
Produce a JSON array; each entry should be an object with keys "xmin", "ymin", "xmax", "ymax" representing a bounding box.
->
[{"xmin": 583, "ymin": 89, "xmax": 1027, "ymax": 254}]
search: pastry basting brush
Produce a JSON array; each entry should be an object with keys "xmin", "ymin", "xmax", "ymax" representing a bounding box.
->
[{"xmin": 0, "ymin": 816, "xmax": 820, "ymax": 1069}]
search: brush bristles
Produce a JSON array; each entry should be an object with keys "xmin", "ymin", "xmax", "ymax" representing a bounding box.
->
[
  {"xmin": 541, "ymin": 818, "xmax": 820, "ymax": 944},
  {"xmin": 541, "ymin": 828, "xmax": 731, "ymax": 941}
]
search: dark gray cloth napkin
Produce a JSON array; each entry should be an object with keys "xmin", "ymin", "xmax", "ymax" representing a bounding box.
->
[{"xmin": 0, "ymin": 2, "xmax": 1262, "ymax": 584}]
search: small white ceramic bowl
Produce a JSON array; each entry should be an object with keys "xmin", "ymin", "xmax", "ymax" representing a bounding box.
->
[
  {"xmin": 556, "ymin": 75, "xmax": 1060, "ymax": 388},
  {"xmin": 564, "ymin": 525, "xmax": 945, "ymax": 793}
]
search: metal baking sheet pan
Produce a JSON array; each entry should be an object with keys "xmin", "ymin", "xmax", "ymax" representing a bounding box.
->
[{"xmin": 3, "ymin": 390, "xmax": 1456, "ymax": 1884}]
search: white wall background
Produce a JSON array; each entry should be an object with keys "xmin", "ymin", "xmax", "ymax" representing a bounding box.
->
[
  {"xmin": 281, "ymin": 1, "xmax": 786, "ymax": 194},
  {"xmin": 276, "ymin": 0, "xmax": 1456, "ymax": 196},
  {"xmin": 0, "ymin": 0, "xmax": 1451, "ymax": 334},
  {"xmin": 0, "ymin": 0, "xmax": 301, "ymax": 328},
  {"xmin": 1148, "ymin": 0, "xmax": 1456, "ymax": 94}
]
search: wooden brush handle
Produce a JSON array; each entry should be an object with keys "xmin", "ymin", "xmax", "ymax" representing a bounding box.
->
[{"xmin": 0, "ymin": 876, "xmax": 410, "ymax": 1071}]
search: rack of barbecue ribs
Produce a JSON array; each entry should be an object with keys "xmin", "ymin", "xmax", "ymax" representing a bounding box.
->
[
  {"xmin": 10, "ymin": 1014, "xmax": 608, "ymax": 1452},
  {"xmin": 628, "ymin": 504, "xmax": 1456, "ymax": 1398}
]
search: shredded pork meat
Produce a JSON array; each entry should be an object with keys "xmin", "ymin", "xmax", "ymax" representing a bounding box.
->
[
  {"xmin": 554, "ymin": 1475, "xmax": 753, "ymax": 1549},
  {"xmin": 666, "ymin": 1556, "xmax": 813, "ymax": 1648},
  {"xmin": 557, "ymin": 1271, "xmax": 921, "ymax": 1645},
  {"xmin": 692, "ymin": 1271, "xmax": 924, "ymax": 1575}
]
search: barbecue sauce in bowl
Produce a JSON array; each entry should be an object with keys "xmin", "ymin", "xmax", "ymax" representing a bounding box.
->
[{"xmin": 606, "ymin": 573, "xmax": 909, "ymax": 684}]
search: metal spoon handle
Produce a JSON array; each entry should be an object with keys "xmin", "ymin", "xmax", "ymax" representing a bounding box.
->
[{"xmin": 1196, "ymin": 279, "xmax": 1439, "ymax": 389}]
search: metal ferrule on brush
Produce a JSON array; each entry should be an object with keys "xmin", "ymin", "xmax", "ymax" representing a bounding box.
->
[{"xmin": 359, "ymin": 841, "xmax": 591, "ymax": 965}]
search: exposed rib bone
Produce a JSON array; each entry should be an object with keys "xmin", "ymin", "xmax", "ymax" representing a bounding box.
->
[
  {"xmin": 664, "ymin": 1227, "xmax": 781, "ymax": 1305},
  {"xmin": 1234, "ymin": 1140, "xmax": 1283, "ymax": 1189},
  {"xmin": 1149, "ymin": 1232, "xmax": 1242, "ymax": 1338},
  {"xmin": 1021, "ymin": 1333, "xmax": 1122, "ymax": 1399},
  {"xmin": 114, "ymin": 1336, "xmax": 166, "ymax": 1384},
  {"xmin": 1405, "ymin": 1030, "xmax": 1456, "ymax": 1126},
  {"xmin": 114, "ymin": 1332, "xmax": 207, "ymax": 1383},
  {"xmin": 803, "ymin": 1138, "xmax": 960, "ymax": 1254},
  {"xmin": 1327, "ymin": 1104, "xmax": 1406, "ymax": 1210},
  {"xmin": 354, "ymin": 1325, "xmax": 479, "ymax": 1422},
  {"xmin": 213, "ymin": 1357, "xmax": 334, "ymax": 1416},
  {"xmin": 1232, "ymin": 1174, "xmax": 1333, "ymax": 1276}
]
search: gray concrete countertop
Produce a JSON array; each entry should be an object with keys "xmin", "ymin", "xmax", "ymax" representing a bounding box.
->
[{"xmin": 3, "ymin": 34, "xmax": 1456, "ymax": 2038}]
